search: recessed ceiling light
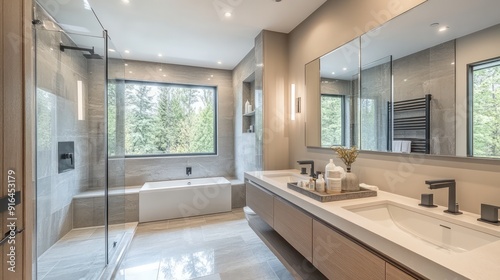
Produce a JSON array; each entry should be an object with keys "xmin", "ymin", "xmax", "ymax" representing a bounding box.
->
[
  {"xmin": 122, "ymin": 0, "xmax": 130, "ymax": 3},
  {"xmin": 124, "ymin": 50, "xmax": 130, "ymax": 54},
  {"xmin": 158, "ymin": 53, "xmax": 163, "ymax": 57},
  {"xmin": 439, "ymin": 26, "xmax": 449, "ymax": 32},
  {"xmin": 224, "ymin": 12, "xmax": 232, "ymax": 17},
  {"xmin": 404, "ymin": 79, "xmax": 408, "ymax": 82},
  {"xmin": 129, "ymin": 71, "xmax": 133, "ymax": 74},
  {"xmin": 124, "ymin": 63, "xmax": 128, "ymax": 66},
  {"xmin": 159, "ymin": 68, "xmax": 162, "ymax": 71},
  {"xmin": 50, "ymin": 48, "xmax": 53, "ymax": 51},
  {"xmin": 342, "ymin": 67, "xmax": 347, "ymax": 71},
  {"xmin": 331, "ymin": 72, "xmax": 335, "ymax": 75},
  {"xmin": 211, "ymin": 75, "xmax": 214, "ymax": 77},
  {"xmin": 451, "ymin": 62, "xmax": 455, "ymax": 65},
  {"xmin": 108, "ymin": 48, "xmax": 115, "ymax": 52},
  {"xmin": 208, "ymin": 78, "xmax": 211, "ymax": 81},
  {"xmin": 163, "ymin": 74, "xmax": 166, "ymax": 77},
  {"xmin": 83, "ymin": 0, "xmax": 91, "ymax": 10},
  {"xmin": 217, "ymin": 61, "xmax": 222, "ymax": 65}
]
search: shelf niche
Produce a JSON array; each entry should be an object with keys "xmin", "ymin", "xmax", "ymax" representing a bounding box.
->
[{"xmin": 243, "ymin": 73, "xmax": 256, "ymax": 133}]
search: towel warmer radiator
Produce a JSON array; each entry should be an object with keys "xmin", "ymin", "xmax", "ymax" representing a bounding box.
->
[{"xmin": 387, "ymin": 94, "xmax": 432, "ymax": 154}]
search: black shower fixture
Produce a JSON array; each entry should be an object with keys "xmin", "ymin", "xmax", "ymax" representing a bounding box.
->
[{"xmin": 59, "ymin": 43, "xmax": 103, "ymax": 59}]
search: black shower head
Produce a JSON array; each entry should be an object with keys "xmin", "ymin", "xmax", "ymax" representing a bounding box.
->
[
  {"xmin": 60, "ymin": 43, "xmax": 103, "ymax": 60},
  {"xmin": 83, "ymin": 53, "xmax": 103, "ymax": 59}
]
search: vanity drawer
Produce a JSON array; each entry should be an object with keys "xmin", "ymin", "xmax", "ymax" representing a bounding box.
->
[
  {"xmin": 246, "ymin": 181, "xmax": 274, "ymax": 227},
  {"xmin": 273, "ymin": 196, "xmax": 313, "ymax": 262},
  {"xmin": 313, "ymin": 220, "xmax": 385, "ymax": 280},
  {"xmin": 386, "ymin": 263, "xmax": 416, "ymax": 280}
]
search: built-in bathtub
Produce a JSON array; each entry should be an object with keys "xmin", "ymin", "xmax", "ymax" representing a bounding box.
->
[{"xmin": 139, "ymin": 177, "xmax": 232, "ymax": 222}]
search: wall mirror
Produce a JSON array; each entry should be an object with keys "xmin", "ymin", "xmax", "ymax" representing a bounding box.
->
[
  {"xmin": 305, "ymin": 38, "xmax": 360, "ymax": 148},
  {"xmin": 306, "ymin": 0, "xmax": 500, "ymax": 159}
]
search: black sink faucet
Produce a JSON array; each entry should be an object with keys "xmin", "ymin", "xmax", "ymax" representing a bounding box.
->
[
  {"xmin": 297, "ymin": 160, "xmax": 315, "ymax": 178},
  {"xmin": 425, "ymin": 179, "xmax": 462, "ymax": 215}
]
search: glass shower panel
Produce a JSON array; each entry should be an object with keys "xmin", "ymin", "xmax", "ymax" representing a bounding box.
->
[
  {"xmin": 106, "ymin": 37, "xmax": 127, "ymax": 263},
  {"xmin": 35, "ymin": 28, "xmax": 107, "ymax": 279},
  {"xmin": 34, "ymin": 2, "xmax": 113, "ymax": 279},
  {"xmin": 360, "ymin": 56, "xmax": 392, "ymax": 151}
]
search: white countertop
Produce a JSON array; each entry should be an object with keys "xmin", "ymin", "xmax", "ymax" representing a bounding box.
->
[{"xmin": 245, "ymin": 169, "xmax": 500, "ymax": 280}]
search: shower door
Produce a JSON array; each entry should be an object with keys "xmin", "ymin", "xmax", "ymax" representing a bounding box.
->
[{"xmin": 34, "ymin": 2, "xmax": 126, "ymax": 279}]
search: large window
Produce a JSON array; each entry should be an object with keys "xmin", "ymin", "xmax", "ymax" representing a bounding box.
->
[
  {"xmin": 469, "ymin": 60, "xmax": 500, "ymax": 158},
  {"xmin": 122, "ymin": 81, "xmax": 217, "ymax": 156},
  {"xmin": 320, "ymin": 94, "xmax": 345, "ymax": 147}
]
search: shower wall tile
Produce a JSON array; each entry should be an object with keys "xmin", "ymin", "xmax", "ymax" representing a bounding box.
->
[
  {"xmin": 393, "ymin": 40, "xmax": 456, "ymax": 155},
  {"xmin": 233, "ymin": 44, "xmax": 259, "ymax": 181},
  {"xmin": 36, "ymin": 19, "xmax": 92, "ymax": 256},
  {"xmin": 109, "ymin": 195, "xmax": 126, "ymax": 225},
  {"xmin": 124, "ymin": 193, "xmax": 139, "ymax": 223},
  {"xmin": 73, "ymin": 197, "xmax": 95, "ymax": 228},
  {"xmin": 231, "ymin": 183, "xmax": 246, "ymax": 209}
]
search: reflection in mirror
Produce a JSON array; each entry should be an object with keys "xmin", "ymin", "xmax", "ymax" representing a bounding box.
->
[
  {"xmin": 306, "ymin": 38, "xmax": 360, "ymax": 148},
  {"xmin": 360, "ymin": 56, "xmax": 392, "ymax": 152},
  {"xmin": 359, "ymin": 0, "xmax": 500, "ymax": 158}
]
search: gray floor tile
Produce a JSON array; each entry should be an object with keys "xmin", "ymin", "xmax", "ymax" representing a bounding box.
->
[{"xmin": 117, "ymin": 209, "xmax": 290, "ymax": 280}]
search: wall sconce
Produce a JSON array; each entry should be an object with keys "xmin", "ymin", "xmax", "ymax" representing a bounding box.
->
[
  {"xmin": 77, "ymin": 80, "xmax": 85, "ymax": 120},
  {"xmin": 291, "ymin": 84, "xmax": 301, "ymax": 120},
  {"xmin": 291, "ymin": 84, "xmax": 296, "ymax": 120}
]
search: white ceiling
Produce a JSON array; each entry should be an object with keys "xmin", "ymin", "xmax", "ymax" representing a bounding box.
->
[
  {"xmin": 320, "ymin": 0, "xmax": 500, "ymax": 80},
  {"xmin": 82, "ymin": 0, "xmax": 327, "ymax": 69}
]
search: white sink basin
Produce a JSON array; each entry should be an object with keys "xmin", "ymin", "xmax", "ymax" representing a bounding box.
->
[
  {"xmin": 263, "ymin": 173, "xmax": 309, "ymax": 184},
  {"xmin": 345, "ymin": 201, "xmax": 500, "ymax": 253}
]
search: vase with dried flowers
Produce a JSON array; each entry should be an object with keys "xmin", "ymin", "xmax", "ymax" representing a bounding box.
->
[{"xmin": 331, "ymin": 146, "xmax": 360, "ymax": 191}]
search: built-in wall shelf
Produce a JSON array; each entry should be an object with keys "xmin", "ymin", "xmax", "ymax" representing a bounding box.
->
[
  {"xmin": 243, "ymin": 111, "xmax": 255, "ymax": 117},
  {"xmin": 243, "ymin": 73, "xmax": 256, "ymax": 133}
]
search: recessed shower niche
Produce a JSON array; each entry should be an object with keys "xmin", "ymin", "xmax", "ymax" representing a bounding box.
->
[{"xmin": 242, "ymin": 73, "xmax": 256, "ymax": 133}]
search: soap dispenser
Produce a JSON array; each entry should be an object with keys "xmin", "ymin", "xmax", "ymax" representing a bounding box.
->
[{"xmin": 325, "ymin": 159, "xmax": 336, "ymax": 178}]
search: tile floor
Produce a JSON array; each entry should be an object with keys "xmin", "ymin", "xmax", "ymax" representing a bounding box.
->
[
  {"xmin": 115, "ymin": 209, "xmax": 294, "ymax": 280},
  {"xmin": 37, "ymin": 223, "xmax": 136, "ymax": 280}
]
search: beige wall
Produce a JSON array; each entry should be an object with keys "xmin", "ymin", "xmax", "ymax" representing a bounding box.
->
[
  {"xmin": 287, "ymin": 0, "xmax": 499, "ymax": 214},
  {"xmin": 262, "ymin": 31, "xmax": 290, "ymax": 170},
  {"xmin": 455, "ymin": 24, "xmax": 500, "ymax": 156}
]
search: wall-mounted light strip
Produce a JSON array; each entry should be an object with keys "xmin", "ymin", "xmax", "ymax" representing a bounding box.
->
[
  {"xmin": 291, "ymin": 84, "xmax": 296, "ymax": 120},
  {"xmin": 77, "ymin": 80, "xmax": 84, "ymax": 120}
]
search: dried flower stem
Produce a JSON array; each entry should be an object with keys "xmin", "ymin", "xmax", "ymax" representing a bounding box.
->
[{"xmin": 331, "ymin": 146, "xmax": 359, "ymax": 167}]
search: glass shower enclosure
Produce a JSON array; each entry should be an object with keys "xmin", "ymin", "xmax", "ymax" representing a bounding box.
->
[{"xmin": 34, "ymin": 2, "xmax": 128, "ymax": 279}]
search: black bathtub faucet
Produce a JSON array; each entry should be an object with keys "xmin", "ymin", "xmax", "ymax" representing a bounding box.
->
[{"xmin": 186, "ymin": 167, "xmax": 192, "ymax": 176}]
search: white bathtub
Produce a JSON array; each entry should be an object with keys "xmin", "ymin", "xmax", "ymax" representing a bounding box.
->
[{"xmin": 139, "ymin": 177, "xmax": 232, "ymax": 222}]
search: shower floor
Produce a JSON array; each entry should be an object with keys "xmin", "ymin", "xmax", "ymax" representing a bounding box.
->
[{"xmin": 37, "ymin": 223, "xmax": 137, "ymax": 280}]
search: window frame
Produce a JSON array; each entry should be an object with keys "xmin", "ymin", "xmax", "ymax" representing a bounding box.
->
[
  {"xmin": 121, "ymin": 79, "xmax": 218, "ymax": 158},
  {"xmin": 320, "ymin": 93, "xmax": 346, "ymax": 147},
  {"xmin": 467, "ymin": 57, "xmax": 500, "ymax": 158}
]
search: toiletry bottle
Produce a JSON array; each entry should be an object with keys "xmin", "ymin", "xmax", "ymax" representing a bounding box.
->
[
  {"xmin": 316, "ymin": 174, "xmax": 326, "ymax": 193},
  {"xmin": 325, "ymin": 159, "xmax": 336, "ymax": 190},
  {"xmin": 245, "ymin": 100, "xmax": 250, "ymax": 114},
  {"xmin": 309, "ymin": 178, "xmax": 315, "ymax": 191},
  {"xmin": 325, "ymin": 159, "xmax": 336, "ymax": 178}
]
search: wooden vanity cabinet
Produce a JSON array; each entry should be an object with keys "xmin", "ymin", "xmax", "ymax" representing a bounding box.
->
[
  {"xmin": 246, "ymin": 181, "xmax": 274, "ymax": 227},
  {"xmin": 313, "ymin": 220, "xmax": 386, "ymax": 280},
  {"xmin": 245, "ymin": 180, "xmax": 422, "ymax": 280},
  {"xmin": 273, "ymin": 196, "xmax": 313, "ymax": 262},
  {"xmin": 386, "ymin": 263, "xmax": 416, "ymax": 280}
]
